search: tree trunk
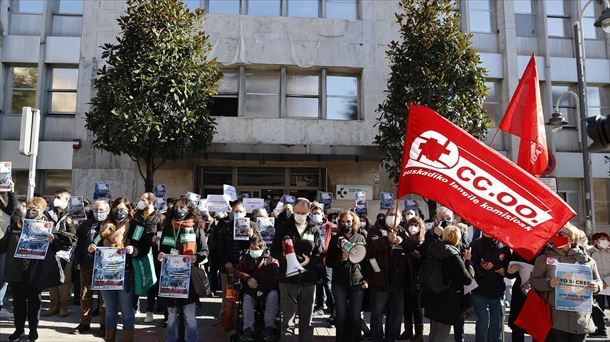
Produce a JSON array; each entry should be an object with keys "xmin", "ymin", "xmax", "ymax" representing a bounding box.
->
[{"xmin": 144, "ymin": 156, "xmax": 154, "ymax": 192}]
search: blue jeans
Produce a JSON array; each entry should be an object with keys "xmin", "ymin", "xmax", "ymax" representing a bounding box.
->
[
  {"xmin": 316, "ymin": 266, "xmax": 334, "ymax": 310},
  {"xmin": 332, "ymin": 284, "xmax": 364, "ymax": 342},
  {"xmin": 471, "ymin": 292, "xmax": 503, "ymax": 342},
  {"xmin": 166, "ymin": 302, "xmax": 198, "ymax": 342},
  {"xmin": 102, "ymin": 288, "xmax": 135, "ymax": 330},
  {"xmin": 370, "ymin": 288, "xmax": 404, "ymax": 342}
]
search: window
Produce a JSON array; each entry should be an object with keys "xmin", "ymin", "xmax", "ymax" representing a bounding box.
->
[
  {"xmin": 58, "ymin": 0, "xmax": 83, "ymax": 14},
  {"xmin": 484, "ymin": 81, "xmax": 502, "ymax": 126},
  {"xmin": 14, "ymin": 0, "xmax": 43, "ymax": 13},
  {"xmin": 468, "ymin": 0, "xmax": 494, "ymax": 33},
  {"xmin": 515, "ymin": 0, "xmax": 536, "ymax": 37},
  {"xmin": 326, "ymin": 0, "xmax": 357, "ymax": 20},
  {"xmin": 288, "ymin": 0, "xmax": 319, "ymax": 18},
  {"xmin": 587, "ymin": 86, "xmax": 610, "ymax": 117},
  {"xmin": 247, "ymin": 0, "xmax": 281, "ymax": 16},
  {"xmin": 287, "ymin": 73, "xmax": 319, "ymax": 118},
  {"xmin": 552, "ymin": 84, "xmax": 577, "ymax": 126},
  {"xmin": 326, "ymin": 75, "xmax": 358, "ymax": 120},
  {"xmin": 211, "ymin": 71, "xmax": 239, "ymax": 117},
  {"xmin": 49, "ymin": 68, "xmax": 78, "ymax": 114},
  {"xmin": 581, "ymin": 0, "xmax": 599, "ymax": 39},
  {"xmin": 6, "ymin": 66, "xmax": 38, "ymax": 115},
  {"xmin": 40, "ymin": 170, "xmax": 72, "ymax": 196},
  {"xmin": 546, "ymin": 0, "xmax": 571, "ymax": 38},
  {"xmin": 245, "ymin": 70, "xmax": 280, "ymax": 118},
  {"xmin": 208, "ymin": 0, "xmax": 240, "ymax": 14},
  {"xmin": 593, "ymin": 179, "xmax": 610, "ymax": 228}
]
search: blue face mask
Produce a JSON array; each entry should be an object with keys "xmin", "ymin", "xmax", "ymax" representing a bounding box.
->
[
  {"xmin": 114, "ymin": 209, "xmax": 127, "ymax": 221},
  {"xmin": 175, "ymin": 208, "xmax": 188, "ymax": 220}
]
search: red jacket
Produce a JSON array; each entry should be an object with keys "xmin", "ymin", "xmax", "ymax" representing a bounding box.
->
[{"xmin": 234, "ymin": 251, "xmax": 280, "ymax": 294}]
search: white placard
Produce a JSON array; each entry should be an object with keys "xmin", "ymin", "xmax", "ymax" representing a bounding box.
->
[
  {"xmin": 223, "ymin": 184, "xmax": 237, "ymax": 202},
  {"xmin": 243, "ymin": 198, "xmax": 264, "ymax": 213},
  {"xmin": 206, "ymin": 194, "xmax": 231, "ymax": 213}
]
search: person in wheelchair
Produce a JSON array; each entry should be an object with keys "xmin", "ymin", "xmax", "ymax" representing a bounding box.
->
[{"xmin": 234, "ymin": 235, "xmax": 280, "ymax": 341}]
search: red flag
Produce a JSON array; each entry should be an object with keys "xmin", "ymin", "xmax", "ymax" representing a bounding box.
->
[
  {"xmin": 514, "ymin": 290, "xmax": 552, "ymax": 341},
  {"xmin": 397, "ymin": 105, "xmax": 575, "ymax": 260},
  {"xmin": 499, "ymin": 54, "xmax": 549, "ymax": 177}
]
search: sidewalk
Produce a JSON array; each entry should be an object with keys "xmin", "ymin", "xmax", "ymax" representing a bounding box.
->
[{"xmin": 0, "ymin": 292, "xmax": 608, "ymax": 341}]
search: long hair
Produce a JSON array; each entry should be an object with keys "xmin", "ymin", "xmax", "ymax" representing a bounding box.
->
[
  {"xmin": 164, "ymin": 196, "xmax": 204, "ymax": 230},
  {"xmin": 105, "ymin": 197, "xmax": 134, "ymax": 225}
]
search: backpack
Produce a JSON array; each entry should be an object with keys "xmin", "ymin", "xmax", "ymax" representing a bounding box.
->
[{"xmin": 420, "ymin": 254, "xmax": 450, "ymax": 294}]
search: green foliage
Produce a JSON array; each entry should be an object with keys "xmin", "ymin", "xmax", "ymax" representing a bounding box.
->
[
  {"xmin": 86, "ymin": 0, "xmax": 222, "ymax": 190},
  {"xmin": 375, "ymin": 0, "xmax": 490, "ymax": 184}
]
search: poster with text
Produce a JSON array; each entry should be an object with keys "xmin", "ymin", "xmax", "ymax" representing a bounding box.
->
[
  {"xmin": 380, "ymin": 192, "xmax": 394, "ymax": 210},
  {"xmin": 14, "ymin": 220, "xmax": 54, "ymax": 260},
  {"xmin": 234, "ymin": 217, "xmax": 251, "ymax": 241},
  {"xmin": 0, "ymin": 161, "xmax": 11, "ymax": 192},
  {"xmin": 92, "ymin": 247, "xmax": 126, "ymax": 290},
  {"xmin": 159, "ymin": 254, "xmax": 191, "ymax": 299},
  {"xmin": 154, "ymin": 184, "xmax": 167, "ymax": 211},
  {"xmin": 69, "ymin": 196, "xmax": 86, "ymax": 221},
  {"xmin": 555, "ymin": 262, "xmax": 593, "ymax": 313},
  {"xmin": 317, "ymin": 191, "xmax": 333, "ymax": 210},
  {"xmin": 93, "ymin": 182, "xmax": 111, "ymax": 201},
  {"xmin": 243, "ymin": 198, "xmax": 265, "ymax": 213},
  {"xmin": 257, "ymin": 217, "xmax": 276, "ymax": 246}
]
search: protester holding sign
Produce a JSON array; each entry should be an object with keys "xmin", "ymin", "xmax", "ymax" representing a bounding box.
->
[
  {"xmin": 43, "ymin": 189, "xmax": 77, "ymax": 318},
  {"xmin": 530, "ymin": 223, "xmax": 602, "ymax": 342},
  {"xmin": 0, "ymin": 197, "xmax": 51, "ymax": 341},
  {"xmin": 133, "ymin": 192, "xmax": 165, "ymax": 324},
  {"xmin": 0, "ymin": 179, "xmax": 16, "ymax": 320},
  {"xmin": 366, "ymin": 207, "xmax": 417, "ymax": 342},
  {"xmin": 311, "ymin": 202, "xmax": 335, "ymax": 318},
  {"xmin": 589, "ymin": 232, "xmax": 610, "ymax": 337},
  {"xmin": 73, "ymin": 200, "xmax": 110, "ymax": 337},
  {"xmin": 326, "ymin": 210, "xmax": 368, "ymax": 342},
  {"xmin": 156, "ymin": 196, "xmax": 208, "ymax": 342},
  {"xmin": 401, "ymin": 217, "xmax": 425, "ymax": 341},
  {"xmin": 87, "ymin": 197, "xmax": 151, "ymax": 342}
]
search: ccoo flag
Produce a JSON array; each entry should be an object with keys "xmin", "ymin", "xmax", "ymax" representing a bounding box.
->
[
  {"xmin": 397, "ymin": 105, "xmax": 575, "ymax": 260},
  {"xmin": 498, "ymin": 54, "xmax": 549, "ymax": 177}
]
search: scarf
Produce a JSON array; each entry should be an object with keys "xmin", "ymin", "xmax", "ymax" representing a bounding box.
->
[
  {"xmin": 171, "ymin": 218, "xmax": 196, "ymax": 255},
  {"xmin": 100, "ymin": 220, "xmax": 128, "ymax": 247}
]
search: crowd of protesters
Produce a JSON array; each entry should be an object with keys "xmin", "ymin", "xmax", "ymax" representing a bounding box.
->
[{"xmin": 0, "ymin": 180, "xmax": 609, "ymax": 342}]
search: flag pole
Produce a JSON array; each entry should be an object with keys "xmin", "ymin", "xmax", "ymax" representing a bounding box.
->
[{"xmin": 488, "ymin": 126, "xmax": 501, "ymax": 148}]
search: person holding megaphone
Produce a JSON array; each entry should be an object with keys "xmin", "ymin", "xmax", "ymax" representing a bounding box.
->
[
  {"xmin": 270, "ymin": 198, "xmax": 321, "ymax": 342},
  {"xmin": 326, "ymin": 210, "xmax": 368, "ymax": 342}
]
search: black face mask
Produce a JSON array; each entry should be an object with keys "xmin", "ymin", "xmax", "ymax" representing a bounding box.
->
[
  {"xmin": 26, "ymin": 208, "xmax": 40, "ymax": 219},
  {"xmin": 341, "ymin": 223, "xmax": 352, "ymax": 234}
]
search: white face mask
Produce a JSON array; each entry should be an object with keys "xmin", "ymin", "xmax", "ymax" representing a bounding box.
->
[
  {"xmin": 249, "ymin": 249, "xmax": 263, "ymax": 259},
  {"xmin": 598, "ymin": 239, "xmax": 610, "ymax": 249},
  {"xmin": 137, "ymin": 200, "xmax": 147, "ymax": 210},
  {"xmin": 312, "ymin": 214, "xmax": 323, "ymax": 224},
  {"xmin": 360, "ymin": 222, "xmax": 366, "ymax": 229},
  {"xmin": 54, "ymin": 198, "xmax": 67, "ymax": 210},
  {"xmin": 385, "ymin": 215, "xmax": 397, "ymax": 228},
  {"xmin": 94, "ymin": 211, "xmax": 108, "ymax": 222},
  {"xmin": 294, "ymin": 214, "xmax": 308, "ymax": 225},
  {"xmin": 234, "ymin": 212, "xmax": 246, "ymax": 219},
  {"xmin": 408, "ymin": 225, "xmax": 420, "ymax": 235}
]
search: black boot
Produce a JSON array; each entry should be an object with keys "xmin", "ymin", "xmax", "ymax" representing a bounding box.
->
[
  {"xmin": 399, "ymin": 321, "xmax": 414, "ymax": 340},
  {"xmin": 414, "ymin": 324, "xmax": 424, "ymax": 342},
  {"xmin": 8, "ymin": 329, "xmax": 24, "ymax": 341},
  {"xmin": 28, "ymin": 329, "xmax": 38, "ymax": 341}
]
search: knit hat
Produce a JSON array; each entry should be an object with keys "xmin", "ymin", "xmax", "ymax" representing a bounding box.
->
[{"xmin": 27, "ymin": 197, "xmax": 48, "ymax": 211}]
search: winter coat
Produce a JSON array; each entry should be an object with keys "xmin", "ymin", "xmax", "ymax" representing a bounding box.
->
[
  {"xmin": 0, "ymin": 191, "xmax": 17, "ymax": 238},
  {"xmin": 45, "ymin": 208, "xmax": 76, "ymax": 235},
  {"xmin": 234, "ymin": 251, "xmax": 280, "ymax": 297},
  {"xmin": 422, "ymin": 240, "xmax": 474, "ymax": 325},
  {"xmin": 530, "ymin": 245, "xmax": 602, "ymax": 334},
  {"xmin": 75, "ymin": 218, "xmax": 104, "ymax": 267},
  {"xmin": 589, "ymin": 246, "xmax": 610, "ymax": 281},
  {"xmin": 216, "ymin": 213, "xmax": 261, "ymax": 271},
  {"xmin": 366, "ymin": 221, "xmax": 417, "ymax": 291},
  {"xmin": 270, "ymin": 216, "xmax": 321, "ymax": 285},
  {"xmin": 156, "ymin": 216, "xmax": 208, "ymax": 306},
  {"xmin": 405, "ymin": 238, "xmax": 424, "ymax": 294},
  {"xmin": 470, "ymin": 236, "xmax": 511, "ymax": 299},
  {"xmin": 326, "ymin": 231, "xmax": 367, "ymax": 287}
]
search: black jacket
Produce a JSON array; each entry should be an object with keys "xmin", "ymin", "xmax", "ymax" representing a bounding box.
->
[
  {"xmin": 270, "ymin": 216, "xmax": 321, "ymax": 285},
  {"xmin": 75, "ymin": 218, "xmax": 104, "ymax": 267},
  {"xmin": 471, "ymin": 236, "xmax": 511, "ymax": 299},
  {"xmin": 422, "ymin": 241, "xmax": 474, "ymax": 324},
  {"xmin": 216, "ymin": 213, "xmax": 260, "ymax": 270},
  {"xmin": 45, "ymin": 207, "xmax": 76, "ymax": 235},
  {"xmin": 326, "ymin": 231, "xmax": 367, "ymax": 287}
]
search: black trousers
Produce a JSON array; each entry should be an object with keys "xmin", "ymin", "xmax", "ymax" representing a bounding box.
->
[
  {"xmin": 545, "ymin": 329, "xmax": 586, "ymax": 342},
  {"xmin": 11, "ymin": 281, "xmax": 42, "ymax": 332}
]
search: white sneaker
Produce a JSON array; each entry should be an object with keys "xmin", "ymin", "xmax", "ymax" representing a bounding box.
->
[
  {"xmin": 144, "ymin": 312, "xmax": 154, "ymax": 323},
  {"xmin": 0, "ymin": 308, "xmax": 13, "ymax": 319}
]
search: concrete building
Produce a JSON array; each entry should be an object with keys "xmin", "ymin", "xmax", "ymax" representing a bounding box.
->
[{"xmin": 0, "ymin": 0, "xmax": 609, "ymax": 234}]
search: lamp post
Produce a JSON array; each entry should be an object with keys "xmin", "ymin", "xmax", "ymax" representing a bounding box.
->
[{"xmin": 545, "ymin": 0, "xmax": 610, "ymax": 234}]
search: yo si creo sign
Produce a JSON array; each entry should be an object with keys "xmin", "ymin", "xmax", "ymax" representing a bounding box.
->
[{"xmin": 405, "ymin": 130, "xmax": 552, "ymax": 231}]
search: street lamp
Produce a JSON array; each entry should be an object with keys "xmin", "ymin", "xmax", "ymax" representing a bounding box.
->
[
  {"xmin": 594, "ymin": 6, "xmax": 610, "ymax": 32},
  {"xmin": 545, "ymin": 91, "xmax": 574, "ymax": 132}
]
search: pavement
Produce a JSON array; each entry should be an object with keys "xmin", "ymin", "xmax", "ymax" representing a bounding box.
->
[{"xmin": 0, "ymin": 292, "xmax": 608, "ymax": 341}]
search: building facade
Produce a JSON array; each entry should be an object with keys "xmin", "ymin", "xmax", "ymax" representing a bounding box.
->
[{"xmin": 0, "ymin": 0, "xmax": 609, "ymax": 234}]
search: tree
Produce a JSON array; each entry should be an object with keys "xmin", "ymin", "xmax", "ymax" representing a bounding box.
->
[
  {"xmin": 375, "ymin": 0, "xmax": 490, "ymax": 184},
  {"xmin": 86, "ymin": 0, "xmax": 222, "ymax": 191}
]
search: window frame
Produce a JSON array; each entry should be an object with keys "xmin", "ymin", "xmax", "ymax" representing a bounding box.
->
[
  {"xmin": 47, "ymin": 66, "xmax": 79, "ymax": 116},
  {"xmin": 325, "ymin": 72, "xmax": 361, "ymax": 121},
  {"xmin": 467, "ymin": 0, "xmax": 496, "ymax": 33},
  {"xmin": 545, "ymin": 0, "xmax": 571, "ymax": 38},
  {"xmin": 211, "ymin": 68, "xmax": 240, "ymax": 117},
  {"xmin": 10, "ymin": 0, "xmax": 44, "ymax": 14},
  {"xmin": 4, "ymin": 65, "xmax": 39, "ymax": 116},
  {"xmin": 514, "ymin": 0, "xmax": 537, "ymax": 37},
  {"xmin": 202, "ymin": 0, "xmax": 360, "ymax": 20},
  {"xmin": 286, "ymin": 70, "xmax": 321, "ymax": 119}
]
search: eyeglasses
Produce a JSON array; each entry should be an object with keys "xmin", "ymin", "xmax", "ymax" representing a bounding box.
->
[{"xmin": 557, "ymin": 231, "xmax": 567, "ymax": 237}]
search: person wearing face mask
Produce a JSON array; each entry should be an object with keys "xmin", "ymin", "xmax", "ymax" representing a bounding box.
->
[
  {"xmin": 531, "ymin": 224, "xmax": 603, "ymax": 342},
  {"xmin": 420, "ymin": 206, "xmax": 454, "ymax": 259},
  {"xmin": 270, "ymin": 198, "xmax": 321, "ymax": 342},
  {"xmin": 1, "ymin": 197, "xmax": 56, "ymax": 341},
  {"xmin": 274, "ymin": 203, "xmax": 294, "ymax": 228},
  {"xmin": 234, "ymin": 235, "xmax": 280, "ymax": 341},
  {"xmin": 87, "ymin": 197, "xmax": 151, "ymax": 342},
  {"xmin": 214, "ymin": 202, "xmax": 260, "ymax": 327},
  {"xmin": 311, "ymin": 202, "xmax": 335, "ymax": 317},
  {"xmin": 400, "ymin": 217, "xmax": 426, "ymax": 341},
  {"xmin": 589, "ymin": 232, "xmax": 610, "ymax": 337},
  {"xmin": 132, "ymin": 192, "xmax": 165, "ymax": 324},
  {"xmin": 72, "ymin": 200, "xmax": 110, "ymax": 336},
  {"xmin": 401, "ymin": 209, "xmax": 417, "ymax": 226},
  {"xmin": 0, "ymin": 180, "xmax": 17, "ymax": 320},
  {"xmin": 367, "ymin": 206, "xmax": 418, "ymax": 342},
  {"xmin": 156, "ymin": 197, "xmax": 208, "ymax": 342},
  {"xmin": 326, "ymin": 211, "xmax": 368, "ymax": 342},
  {"xmin": 42, "ymin": 189, "xmax": 77, "ymax": 318}
]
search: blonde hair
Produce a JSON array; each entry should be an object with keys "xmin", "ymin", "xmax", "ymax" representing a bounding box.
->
[
  {"xmin": 442, "ymin": 225, "xmax": 462, "ymax": 246},
  {"xmin": 562, "ymin": 223, "xmax": 579, "ymax": 241},
  {"xmin": 338, "ymin": 210, "xmax": 360, "ymax": 232},
  {"xmin": 406, "ymin": 217, "xmax": 425, "ymax": 241}
]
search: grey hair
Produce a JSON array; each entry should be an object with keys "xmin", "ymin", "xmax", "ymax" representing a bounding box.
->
[
  {"xmin": 294, "ymin": 197, "xmax": 311, "ymax": 209},
  {"xmin": 436, "ymin": 206, "xmax": 453, "ymax": 217},
  {"xmin": 94, "ymin": 200, "xmax": 110, "ymax": 211},
  {"xmin": 252, "ymin": 208, "xmax": 268, "ymax": 218}
]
